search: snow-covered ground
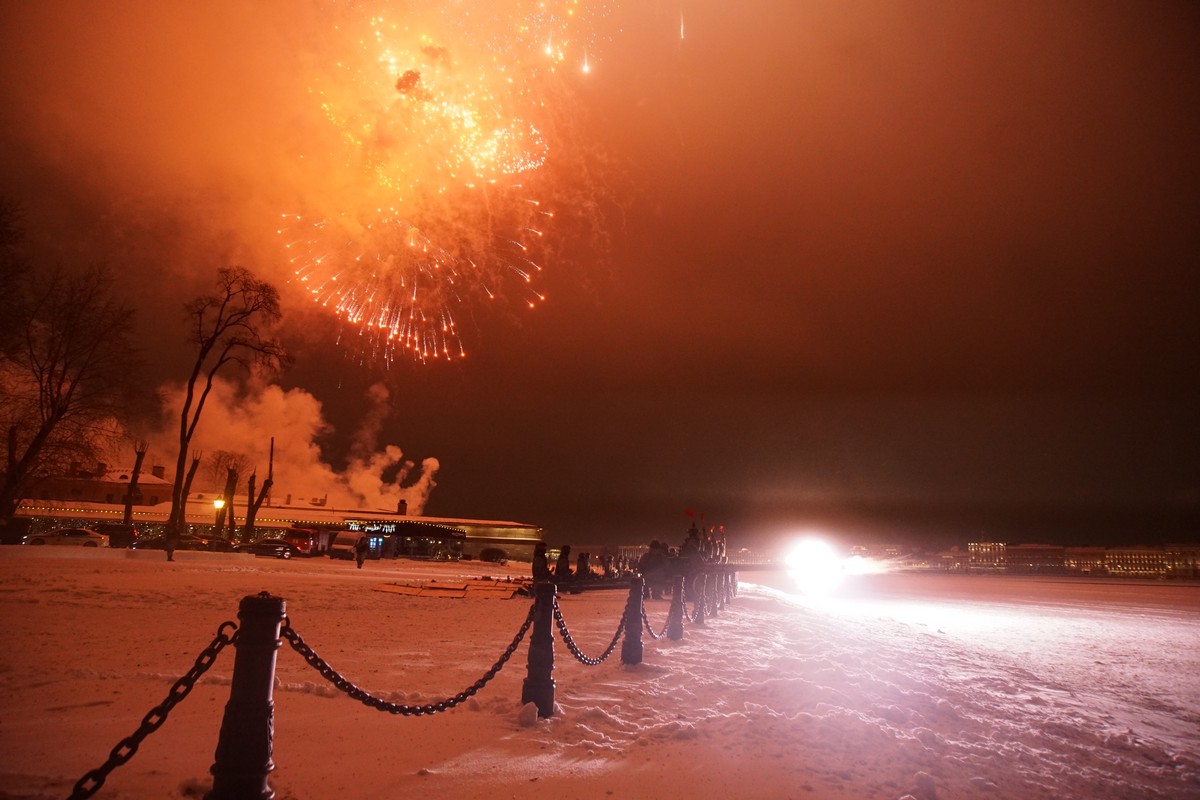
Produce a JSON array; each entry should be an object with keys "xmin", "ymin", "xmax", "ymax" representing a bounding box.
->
[{"xmin": 1, "ymin": 549, "xmax": 1197, "ymax": 799}]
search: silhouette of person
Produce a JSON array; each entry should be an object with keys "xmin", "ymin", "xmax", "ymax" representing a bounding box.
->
[
  {"xmin": 639, "ymin": 540, "xmax": 669, "ymax": 599},
  {"xmin": 532, "ymin": 542, "xmax": 552, "ymax": 582},
  {"xmin": 555, "ymin": 545, "xmax": 573, "ymax": 582}
]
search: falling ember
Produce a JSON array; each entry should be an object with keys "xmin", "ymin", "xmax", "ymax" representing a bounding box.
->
[{"xmin": 283, "ymin": 1, "xmax": 610, "ymax": 365}]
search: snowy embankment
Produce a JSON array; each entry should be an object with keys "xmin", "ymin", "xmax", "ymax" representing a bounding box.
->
[{"xmin": 0, "ymin": 549, "xmax": 1197, "ymax": 800}]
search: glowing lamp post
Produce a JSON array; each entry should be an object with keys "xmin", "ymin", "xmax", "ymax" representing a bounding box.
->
[{"xmin": 213, "ymin": 498, "xmax": 225, "ymax": 535}]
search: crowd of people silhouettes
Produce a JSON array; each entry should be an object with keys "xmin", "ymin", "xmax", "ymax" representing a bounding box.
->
[{"xmin": 535, "ymin": 520, "xmax": 729, "ymax": 600}]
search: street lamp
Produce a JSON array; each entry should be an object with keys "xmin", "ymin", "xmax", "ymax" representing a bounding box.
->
[{"xmin": 214, "ymin": 497, "xmax": 225, "ymax": 534}]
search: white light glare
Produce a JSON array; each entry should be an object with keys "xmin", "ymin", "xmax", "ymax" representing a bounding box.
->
[{"xmin": 784, "ymin": 537, "xmax": 847, "ymax": 596}]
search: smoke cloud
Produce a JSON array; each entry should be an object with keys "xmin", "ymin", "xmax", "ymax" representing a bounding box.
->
[{"xmin": 145, "ymin": 376, "xmax": 439, "ymax": 514}]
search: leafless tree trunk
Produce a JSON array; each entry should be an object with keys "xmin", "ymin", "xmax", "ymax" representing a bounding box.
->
[
  {"xmin": 243, "ymin": 471, "xmax": 273, "ymax": 543},
  {"xmin": 242, "ymin": 438, "xmax": 273, "ymax": 542},
  {"xmin": 165, "ymin": 267, "xmax": 289, "ymax": 536},
  {"xmin": 169, "ymin": 452, "xmax": 202, "ymax": 534},
  {"xmin": 215, "ymin": 465, "xmax": 238, "ymax": 536},
  {"xmin": 123, "ymin": 441, "xmax": 148, "ymax": 526}
]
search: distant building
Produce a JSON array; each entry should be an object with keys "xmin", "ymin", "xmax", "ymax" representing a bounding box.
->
[
  {"xmin": 14, "ymin": 459, "xmax": 543, "ymax": 558},
  {"xmin": 1063, "ymin": 547, "xmax": 1107, "ymax": 576},
  {"xmin": 14, "ymin": 497, "xmax": 543, "ymax": 561},
  {"xmin": 728, "ymin": 547, "xmax": 771, "ymax": 564},
  {"xmin": 1103, "ymin": 546, "xmax": 1169, "ymax": 578},
  {"xmin": 30, "ymin": 462, "xmax": 171, "ymax": 507},
  {"xmin": 1164, "ymin": 544, "xmax": 1200, "ymax": 579},
  {"xmin": 846, "ymin": 543, "xmax": 932, "ymax": 570},
  {"xmin": 967, "ymin": 541, "xmax": 1006, "ymax": 572},
  {"xmin": 848, "ymin": 544, "xmax": 909, "ymax": 559},
  {"xmin": 938, "ymin": 546, "xmax": 970, "ymax": 572},
  {"xmin": 1005, "ymin": 544, "xmax": 1066, "ymax": 575},
  {"xmin": 952, "ymin": 542, "xmax": 1200, "ymax": 580}
]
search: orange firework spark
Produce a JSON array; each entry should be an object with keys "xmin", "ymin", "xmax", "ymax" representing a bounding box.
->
[{"xmin": 282, "ymin": 0, "xmax": 605, "ymax": 364}]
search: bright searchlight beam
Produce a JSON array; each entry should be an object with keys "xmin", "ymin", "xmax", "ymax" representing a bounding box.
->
[{"xmin": 784, "ymin": 538, "xmax": 848, "ymax": 596}]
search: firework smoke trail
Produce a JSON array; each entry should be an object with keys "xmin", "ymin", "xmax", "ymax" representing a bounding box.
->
[{"xmin": 282, "ymin": 1, "xmax": 606, "ymax": 364}]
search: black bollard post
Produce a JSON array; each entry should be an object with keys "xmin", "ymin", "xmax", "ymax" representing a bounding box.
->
[
  {"xmin": 521, "ymin": 581, "xmax": 556, "ymax": 718},
  {"xmin": 206, "ymin": 592, "xmax": 285, "ymax": 800},
  {"xmin": 621, "ymin": 577, "xmax": 645, "ymax": 665},
  {"xmin": 666, "ymin": 574, "xmax": 685, "ymax": 640}
]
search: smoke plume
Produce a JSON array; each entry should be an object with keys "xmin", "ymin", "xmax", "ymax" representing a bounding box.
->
[{"xmin": 146, "ymin": 376, "xmax": 439, "ymax": 514}]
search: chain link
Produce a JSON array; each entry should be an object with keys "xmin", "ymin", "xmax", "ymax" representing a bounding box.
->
[
  {"xmin": 69, "ymin": 578, "xmax": 734, "ymax": 798},
  {"xmin": 552, "ymin": 597, "xmax": 625, "ymax": 665},
  {"xmin": 68, "ymin": 621, "xmax": 238, "ymax": 800},
  {"xmin": 681, "ymin": 578, "xmax": 700, "ymax": 624},
  {"xmin": 280, "ymin": 601, "xmax": 537, "ymax": 715},
  {"xmin": 640, "ymin": 605, "xmax": 670, "ymax": 640}
]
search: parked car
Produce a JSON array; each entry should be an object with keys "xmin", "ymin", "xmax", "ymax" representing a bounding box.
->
[
  {"xmin": 234, "ymin": 538, "xmax": 302, "ymax": 559},
  {"xmin": 93, "ymin": 522, "xmax": 139, "ymax": 548},
  {"xmin": 329, "ymin": 530, "xmax": 370, "ymax": 560},
  {"xmin": 479, "ymin": 547, "xmax": 509, "ymax": 565},
  {"xmin": 133, "ymin": 534, "xmax": 235, "ymax": 552},
  {"xmin": 24, "ymin": 527, "xmax": 110, "ymax": 547},
  {"xmin": 282, "ymin": 528, "xmax": 323, "ymax": 556}
]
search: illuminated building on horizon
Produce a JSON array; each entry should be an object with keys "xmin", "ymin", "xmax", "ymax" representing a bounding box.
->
[{"xmin": 944, "ymin": 541, "xmax": 1199, "ymax": 579}]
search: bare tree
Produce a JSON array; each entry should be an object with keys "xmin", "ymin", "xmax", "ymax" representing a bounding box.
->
[
  {"xmin": 206, "ymin": 450, "xmax": 249, "ymax": 539},
  {"xmin": 180, "ymin": 452, "xmax": 202, "ymax": 514},
  {"xmin": 165, "ymin": 268, "xmax": 289, "ymax": 538},
  {"xmin": 122, "ymin": 440, "xmax": 148, "ymax": 527},
  {"xmin": 0, "ymin": 264, "xmax": 142, "ymax": 523},
  {"xmin": 204, "ymin": 449, "xmax": 251, "ymax": 489},
  {"xmin": 242, "ymin": 438, "xmax": 275, "ymax": 542},
  {"xmin": 216, "ymin": 466, "xmax": 238, "ymax": 537}
]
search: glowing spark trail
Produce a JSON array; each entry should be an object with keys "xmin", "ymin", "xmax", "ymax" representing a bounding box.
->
[{"xmin": 283, "ymin": 1, "xmax": 608, "ymax": 364}]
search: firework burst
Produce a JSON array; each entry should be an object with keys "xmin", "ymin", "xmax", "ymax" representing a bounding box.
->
[{"xmin": 283, "ymin": 1, "xmax": 606, "ymax": 364}]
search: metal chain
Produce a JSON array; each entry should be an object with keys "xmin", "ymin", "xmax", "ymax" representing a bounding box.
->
[
  {"xmin": 682, "ymin": 578, "xmax": 702, "ymax": 623},
  {"xmin": 280, "ymin": 601, "xmax": 537, "ymax": 716},
  {"xmin": 68, "ymin": 621, "xmax": 238, "ymax": 800},
  {"xmin": 552, "ymin": 597, "xmax": 625, "ymax": 665},
  {"xmin": 640, "ymin": 605, "xmax": 669, "ymax": 640}
]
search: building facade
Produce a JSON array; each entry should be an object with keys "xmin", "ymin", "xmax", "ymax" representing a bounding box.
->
[
  {"xmin": 13, "ymin": 497, "xmax": 543, "ymax": 561},
  {"xmin": 947, "ymin": 540, "xmax": 1200, "ymax": 579},
  {"xmin": 30, "ymin": 463, "xmax": 172, "ymax": 507}
]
